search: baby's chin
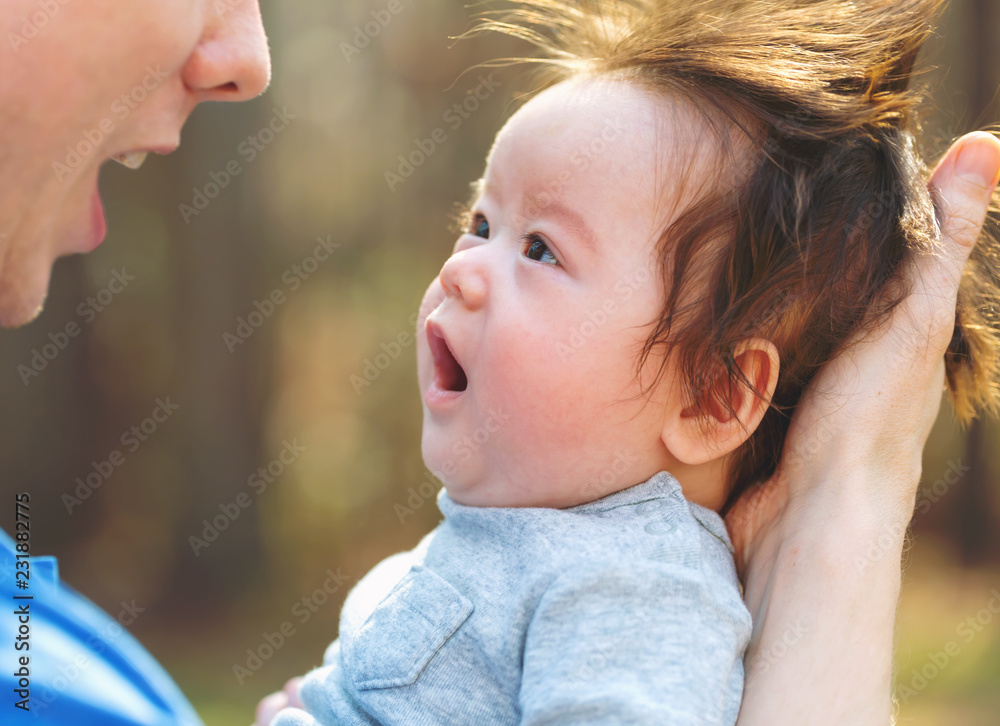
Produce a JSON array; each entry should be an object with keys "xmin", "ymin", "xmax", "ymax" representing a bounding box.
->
[
  {"xmin": 438, "ymin": 481, "xmax": 517, "ymax": 509},
  {"xmin": 419, "ymin": 459, "xmax": 547, "ymax": 509},
  {"xmin": 441, "ymin": 481, "xmax": 573, "ymax": 509},
  {"xmin": 420, "ymin": 444, "xmax": 493, "ymax": 507}
]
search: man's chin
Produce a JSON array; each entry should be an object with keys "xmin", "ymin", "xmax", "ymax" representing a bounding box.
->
[
  {"xmin": 0, "ymin": 296, "xmax": 46, "ymax": 329},
  {"xmin": 0, "ymin": 266, "xmax": 50, "ymax": 329}
]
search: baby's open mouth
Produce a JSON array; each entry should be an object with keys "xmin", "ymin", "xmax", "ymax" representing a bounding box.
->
[{"xmin": 427, "ymin": 321, "xmax": 468, "ymax": 393}]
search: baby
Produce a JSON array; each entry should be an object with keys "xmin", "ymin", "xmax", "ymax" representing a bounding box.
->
[{"xmin": 263, "ymin": 0, "xmax": 1000, "ymax": 723}]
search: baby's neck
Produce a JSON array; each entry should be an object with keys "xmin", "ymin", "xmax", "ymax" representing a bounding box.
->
[{"xmin": 623, "ymin": 454, "xmax": 731, "ymax": 512}]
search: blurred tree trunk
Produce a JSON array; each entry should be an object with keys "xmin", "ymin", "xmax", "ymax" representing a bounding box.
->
[
  {"xmin": 955, "ymin": 420, "xmax": 995, "ymax": 564},
  {"xmin": 158, "ymin": 103, "xmax": 269, "ymax": 616},
  {"xmin": 951, "ymin": 0, "xmax": 999, "ymax": 566}
]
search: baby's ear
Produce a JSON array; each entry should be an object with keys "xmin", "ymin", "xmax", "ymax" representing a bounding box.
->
[{"xmin": 660, "ymin": 339, "xmax": 779, "ymax": 465}]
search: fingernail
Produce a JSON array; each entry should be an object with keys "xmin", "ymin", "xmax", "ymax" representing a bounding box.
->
[{"xmin": 956, "ymin": 134, "xmax": 1000, "ymax": 189}]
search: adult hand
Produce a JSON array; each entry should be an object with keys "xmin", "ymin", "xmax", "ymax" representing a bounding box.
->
[{"xmin": 726, "ymin": 130, "xmax": 1000, "ymax": 725}]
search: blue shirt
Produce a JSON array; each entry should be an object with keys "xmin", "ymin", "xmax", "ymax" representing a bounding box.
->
[{"xmin": 271, "ymin": 471, "xmax": 751, "ymax": 725}]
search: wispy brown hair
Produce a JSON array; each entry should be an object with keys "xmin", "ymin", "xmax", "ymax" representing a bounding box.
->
[{"xmin": 464, "ymin": 0, "xmax": 1000, "ymax": 512}]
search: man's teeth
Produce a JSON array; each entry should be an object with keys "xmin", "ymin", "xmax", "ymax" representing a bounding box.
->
[{"xmin": 112, "ymin": 151, "xmax": 149, "ymax": 170}]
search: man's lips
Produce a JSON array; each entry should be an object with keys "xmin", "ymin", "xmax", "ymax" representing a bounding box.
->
[
  {"xmin": 85, "ymin": 187, "xmax": 107, "ymax": 253},
  {"xmin": 426, "ymin": 318, "xmax": 468, "ymax": 395},
  {"xmin": 109, "ymin": 144, "xmax": 180, "ymax": 165}
]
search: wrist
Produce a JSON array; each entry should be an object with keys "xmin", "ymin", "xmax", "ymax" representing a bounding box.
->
[
  {"xmin": 744, "ymin": 475, "xmax": 907, "ymax": 612},
  {"xmin": 741, "ymin": 494, "xmax": 903, "ymax": 726},
  {"xmin": 788, "ymin": 455, "xmax": 920, "ymax": 535},
  {"xmin": 780, "ymin": 502, "xmax": 905, "ymax": 588}
]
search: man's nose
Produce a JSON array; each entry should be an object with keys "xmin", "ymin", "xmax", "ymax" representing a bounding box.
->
[
  {"xmin": 182, "ymin": 1, "xmax": 272, "ymax": 103},
  {"xmin": 438, "ymin": 248, "xmax": 489, "ymax": 310}
]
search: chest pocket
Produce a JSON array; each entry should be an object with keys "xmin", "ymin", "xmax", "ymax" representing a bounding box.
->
[{"xmin": 344, "ymin": 564, "xmax": 474, "ymax": 690}]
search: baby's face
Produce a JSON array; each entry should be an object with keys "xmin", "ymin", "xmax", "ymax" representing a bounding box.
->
[{"xmin": 416, "ymin": 76, "xmax": 706, "ymax": 508}]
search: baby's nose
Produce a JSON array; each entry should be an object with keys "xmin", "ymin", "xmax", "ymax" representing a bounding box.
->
[{"xmin": 439, "ymin": 250, "xmax": 488, "ymax": 309}]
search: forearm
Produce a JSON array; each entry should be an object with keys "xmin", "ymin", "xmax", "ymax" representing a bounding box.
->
[
  {"xmin": 731, "ymin": 132, "xmax": 1000, "ymax": 726},
  {"xmin": 736, "ymin": 486, "xmax": 907, "ymax": 726}
]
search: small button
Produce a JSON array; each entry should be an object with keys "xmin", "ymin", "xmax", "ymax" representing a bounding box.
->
[
  {"xmin": 644, "ymin": 520, "xmax": 677, "ymax": 535},
  {"xmin": 636, "ymin": 500, "xmax": 664, "ymax": 514}
]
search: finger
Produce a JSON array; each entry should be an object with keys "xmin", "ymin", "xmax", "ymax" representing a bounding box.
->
[
  {"xmin": 919, "ymin": 131, "xmax": 1000, "ymax": 292},
  {"xmin": 284, "ymin": 677, "xmax": 305, "ymax": 709},
  {"xmin": 255, "ymin": 691, "xmax": 288, "ymax": 726}
]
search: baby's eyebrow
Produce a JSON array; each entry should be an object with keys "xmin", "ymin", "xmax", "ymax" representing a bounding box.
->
[
  {"xmin": 534, "ymin": 199, "xmax": 599, "ymax": 254},
  {"xmin": 475, "ymin": 175, "xmax": 598, "ymax": 254}
]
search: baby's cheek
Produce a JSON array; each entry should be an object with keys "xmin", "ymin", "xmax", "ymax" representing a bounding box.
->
[{"xmin": 483, "ymin": 338, "xmax": 618, "ymax": 470}]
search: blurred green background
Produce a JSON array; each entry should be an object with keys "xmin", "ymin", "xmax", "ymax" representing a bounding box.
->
[{"xmin": 0, "ymin": 0, "xmax": 998, "ymax": 723}]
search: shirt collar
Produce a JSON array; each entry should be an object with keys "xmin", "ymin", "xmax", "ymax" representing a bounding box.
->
[
  {"xmin": 437, "ymin": 470, "xmax": 734, "ymax": 554},
  {"xmin": 564, "ymin": 470, "xmax": 684, "ymax": 514}
]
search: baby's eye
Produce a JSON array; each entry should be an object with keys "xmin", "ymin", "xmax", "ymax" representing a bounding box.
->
[
  {"xmin": 522, "ymin": 234, "xmax": 559, "ymax": 265},
  {"xmin": 470, "ymin": 213, "xmax": 489, "ymax": 239}
]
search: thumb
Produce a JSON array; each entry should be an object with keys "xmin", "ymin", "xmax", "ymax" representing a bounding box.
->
[
  {"xmin": 921, "ymin": 131, "xmax": 1000, "ymax": 293},
  {"xmin": 255, "ymin": 691, "xmax": 288, "ymax": 725}
]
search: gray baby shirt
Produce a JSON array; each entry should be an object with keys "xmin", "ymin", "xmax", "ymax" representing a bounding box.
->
[{"xmin": 271, "ymin": 471, "xmax": 751, "ymax": 725}]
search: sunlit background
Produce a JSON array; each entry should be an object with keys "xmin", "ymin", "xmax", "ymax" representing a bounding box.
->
[{"xmin": 0, "ymin": 0, "xmax": 998, "ymax": 723}]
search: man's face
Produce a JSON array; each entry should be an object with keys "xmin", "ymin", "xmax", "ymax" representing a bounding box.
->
[{"xmin": 0, "ymin": 0, "xmax": 272, "ymax": 327}]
